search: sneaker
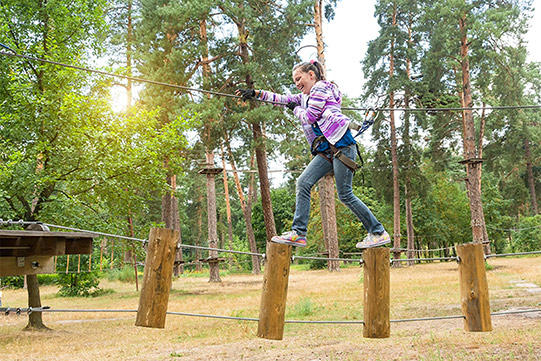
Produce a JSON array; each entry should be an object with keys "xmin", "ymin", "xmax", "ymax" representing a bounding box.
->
[
  {"xmin": 355, "ymin": 231, "xmax": 391, "ymax": 249},
  {"xmin": 271, "ymin": 230, "xmax": 307, "ymax": 247}
]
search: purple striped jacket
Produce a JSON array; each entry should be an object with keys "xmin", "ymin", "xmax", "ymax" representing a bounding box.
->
[{"xmin": 258, "ymin": 80, "xmax": 350, "ymax": 145}]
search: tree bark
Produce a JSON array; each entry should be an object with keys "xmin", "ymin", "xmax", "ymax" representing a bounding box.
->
[
  {"xmin": 315, "ymin": 0, "xmax": 339, "ymax": 272},
  {"xmin": 524, "ymin": 136, "xmax": 538, "ymax": 215},
  {"xmin": 459, "ymin": 12, "xmax": 487, "ymax": 246},
  {"xmin": 205, "ymin": 151, "xmax": 221, "ymax": 283},
  {"xmin": 404, "ymin": 14, "xmax": 416, "ymax": 266},
  {"xmin": 237, "ymin": 14, "xmax": 277, "ymax": 244},
  {"xmin": 389, "ymin": 5, "xmax": 401, "ymax": 265},
  {"xmin": 226, "ymin": 138, "xmax": 261, "ymax": 274},
  {"xmin": 24, "ymin": 274, "xmax": 50, "ymax": 330},
  {"xmin": 221, "ymin": 146, "xmax": 235, "ymax": 269}
]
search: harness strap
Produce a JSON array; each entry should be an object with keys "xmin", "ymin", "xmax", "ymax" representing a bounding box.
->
[{"xmin": 311, "ymin": 135, "xmax": 363, "ymax": 173}]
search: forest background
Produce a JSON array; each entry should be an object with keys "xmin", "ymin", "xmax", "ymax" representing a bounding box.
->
[{"xmin": 0, "ymin": 0, "xmax": 540, "ymax": 282}]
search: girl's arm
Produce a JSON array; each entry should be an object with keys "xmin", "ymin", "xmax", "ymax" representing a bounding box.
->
[
  {"xmin": 257, "ymin": 90, "xmax": 302, "ymax": 107},
  {"xmin": 292, "ymin": 82, "xmax": 329, "ymax": 124}
]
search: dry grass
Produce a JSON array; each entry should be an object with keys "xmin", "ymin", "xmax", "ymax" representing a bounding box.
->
[{"xmin": 1, "ymin": 256, "xmax": 540, "ymax": 360}]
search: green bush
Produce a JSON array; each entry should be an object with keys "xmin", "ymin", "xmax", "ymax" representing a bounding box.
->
[
  {"xmin": 37, "ymin": 274, "xmax": 59, "ymax": 286},
  {"xmin": 56, "ymin": 272, "xmax": 103, "ymax": 297},
  {"xmin": 106, "ymin": 266, "xmax": 140, "ymax": 283},
  {"xmin": 0, "ymin": 276, "xmax": 24, "ymax": 288},
  {"xmin": 513, "ymin": 215, "xmax": 541, "ymax": 252}
]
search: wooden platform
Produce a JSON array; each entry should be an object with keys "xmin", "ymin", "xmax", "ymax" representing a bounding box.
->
[{"xmin": 0, "ymin": 230, "xmax": 95, "ymax": 276}]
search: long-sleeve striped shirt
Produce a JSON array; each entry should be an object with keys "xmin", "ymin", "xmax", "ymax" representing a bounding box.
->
[{"xmin": 258, "ymin": 80, "xmax": 350, "ymax": 146}]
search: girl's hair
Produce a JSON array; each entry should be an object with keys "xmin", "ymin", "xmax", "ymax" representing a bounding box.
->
[{"xmin": 293, "ymin": 60, "xmax": 326, "ymax": 81}]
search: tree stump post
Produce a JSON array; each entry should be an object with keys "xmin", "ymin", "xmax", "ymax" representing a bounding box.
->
[
  {"xmin": 257, "ymin": 242, "xmax": 292, "ymax": 340},
  {"xmin": 135, "ymin": 228, "xmax": 178, "ymax": 328},
  {"xmin": 457, "ymin": 243, "xmax": 492, "ymax": 332},
  {"xmin": 363, "ymin": 247, "xmax": 390, "ymax": 338}
]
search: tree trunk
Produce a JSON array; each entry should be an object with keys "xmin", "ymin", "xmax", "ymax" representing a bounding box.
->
[
  {"xmin": 405, "ymin": 182, "xmax": 415, "ymax": 266},
  {"xmin": 206, "ymin": 151, "xmax": 221, "ymax": 283},
  {"xmin": 24, "ymin": 275, "xmax": 49, "ymax": 330},
  {"xmin": 172, "ymin": 183, "xmax": 183, "ymax": 276},
  {"xmin": 237, "ymin": 15, "xmax": 277, "ymax": 244},
  {"xmin": 221, "ymin": 146, "xmax": 235, "ymax": 269},
  {"xmin": 315, "ymin": 0, "xmax": 339, "ymax": 272},
  {"xmin": 196, "ymin": 192, "xmax": 203, "ymax": 272},
  {"xmin": 389, "ymin": 5, "xmax": 401, "ymax": 265},
  {"xmin": 200, "ymin": 17, "xmax": 220, "ymax": 282},
  {"xmin": 252, "ymin": 122, "xmax": 277, "ymax": 241},
  {"xmin": 226, "ymin": 138, "xmax": 261, "ymax": 274},
  {"xmin": 524, "ymin": 136, "xmax": 538, "ymax": 215},
  {"xmin": 404, "ymin": 14, "xmax": 416, "ymax": 266},
  {"xmin": 459, "ymin": 12, "xmax": 487, "ymax": 246}
]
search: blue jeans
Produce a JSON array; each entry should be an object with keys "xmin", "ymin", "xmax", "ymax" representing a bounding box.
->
[{"xmin": 292, "ymin": 143, "xmax": 385, "ymax": 236}]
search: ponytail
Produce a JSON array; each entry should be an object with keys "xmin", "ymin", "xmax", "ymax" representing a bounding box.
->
[{"xmin": 293, "ymin": 60, "xmax": 326, "ymax": 81}]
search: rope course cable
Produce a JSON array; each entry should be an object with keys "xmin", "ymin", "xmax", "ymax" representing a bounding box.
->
[
  {"xmin": 2, "ymin": 219, "xmax": 540, "ymax": 264},
  {"xmin": 1, "ymin": 50, "xmax": 541, "ymax": 113},
  {"xmin": 2, "ymin": 307, "xmax": 539, "ymax": 326}
]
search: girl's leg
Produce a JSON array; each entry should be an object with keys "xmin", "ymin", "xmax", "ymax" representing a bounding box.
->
[
  {"xmin": 333, "ymin": 144, "xmax": 385, "ymax": 234},
  {"xmin": 291, "ymin": 153, "xmax": 333, "ymax": 235}
]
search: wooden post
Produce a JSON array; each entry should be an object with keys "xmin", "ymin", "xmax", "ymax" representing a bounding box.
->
[
  {"xmin": 363, "ymin": 247, "xmax": 390, "ymax": 338},
  {"xmin": 135, "ymin": 228, "xmax": 178, "ymax": 328},
  {"xmin": 110, "ymin": 239, "xmax": 114, "ymax": 270},
  {"xmin": 257, "ymin": 242, "xmax": 292, "ymax": 340},
  {"xmin": 457, "ymin": 243, "xmax": 492, "ymax": 332}
]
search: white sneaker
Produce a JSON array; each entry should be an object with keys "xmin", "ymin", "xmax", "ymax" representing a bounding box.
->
[{"xmin": 356, "ymin": 231, "xmax": 391, "ymax": 249}]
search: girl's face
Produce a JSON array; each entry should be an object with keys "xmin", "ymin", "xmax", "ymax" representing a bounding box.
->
[{"xmin": 292, "ymin": 68, "xmax": 317, "ymax": 95}]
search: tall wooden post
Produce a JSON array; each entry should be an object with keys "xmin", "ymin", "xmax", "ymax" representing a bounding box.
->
[
  {"xmin": 363, "ymin": 247, "xmax": 390, "ymax": 338},
  {"xmin": 257, "ymin": 242, "xmax": 292, "ymax": 340},
  {"xmin": 135, "ymin": 228, "xmax": 178, "ymax": 328},
  {"xmin": 456, "ymin": 243, "xmax": 492, "ymax": 332}
]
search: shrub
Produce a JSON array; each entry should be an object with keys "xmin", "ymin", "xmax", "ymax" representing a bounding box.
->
[
  {"xmin": 56, "ymin": 272, "xmax": 103, "ymax": 297},
  {"xmin": 106, "ymin": 266, "xmax": 139, "ymax": 283}
]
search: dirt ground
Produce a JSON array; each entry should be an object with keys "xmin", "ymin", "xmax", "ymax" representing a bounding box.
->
[{"xmin": 1, "ymin": 257, "xmax": 540, "ymax": 361}]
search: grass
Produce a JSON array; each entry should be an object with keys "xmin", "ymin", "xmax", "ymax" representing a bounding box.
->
[{"xmin": 0, "ymin": 256, "xmax": 540, "ymax": 360}]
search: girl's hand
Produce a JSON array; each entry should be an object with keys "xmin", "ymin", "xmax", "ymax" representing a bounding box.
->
[
  {"xmin": 287, "ymin": 101, "xmax": 298, "ymax": 111},
  {"xmin": 236, "ymin": 89, "xmax": 256, "ymax": 100}
]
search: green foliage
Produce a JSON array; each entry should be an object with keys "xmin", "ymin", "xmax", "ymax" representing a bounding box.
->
[
  {"xmin": 287, "ymin": 296, "xmax": 319, "ymax": 318},
  {"xmin": 56, "ymin": 272, "xmax": 103, "ymax": 297},
  {"xmin": 0, "ymin": 0, "xmax": 538, "ymax": 273},
  {"xmin": 106, "ymin": 266, "xmax": 140, "ymax": 283},
  {"xmin": 0, "ymin": 274, "xmax": 59, "ymax": 289},
  {"xmin": 0, "ymin": 276, "xmax": 24, "ymax": 289},
  {"xmin": 512, "ymin": 215, "xmax": 541, "ymax": 252}
]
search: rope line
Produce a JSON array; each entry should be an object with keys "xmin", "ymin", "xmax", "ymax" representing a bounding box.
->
[
  {"xmin": 485, "ymin": 251, "xmax": 541, "ymax": 258},
  {"xmin": 2, "ymin": 220, "xmax": 540, "ymax": 263},
  {"xmin": 3, "ymin": 307, "xmax": 539, "ymax": 325},
  {"xmin": 179, "ymin": 243, "xmax": 264, "ymax": 258},
  {"xmin": 391, "ymin": 256, "xmax": 459, "ymax": 263},
  {"xmin": 292, "ymin": 255, "xmax": 363, "ymax": 263},
  {"xmin": 1, "ymin": 50, "xmax": 541, "ymax": 113},
  {"xmin": 486, "ymin": 225, "xmax": 541, "ymax": 232},
  {"xmin": 43, "ymin": 223, "xmax": 147, "ymax": 243}
]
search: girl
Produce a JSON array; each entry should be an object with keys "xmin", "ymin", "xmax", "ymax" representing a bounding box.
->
[{"xmin": 236, "ymin": 60, "xmax": 390, "ymax": 249}]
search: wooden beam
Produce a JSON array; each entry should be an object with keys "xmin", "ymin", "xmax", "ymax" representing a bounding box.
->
[
  {"xmin": 0, "ymin": 256, "xmax": 55, "ymax": 277},
  {"xmin": 257, "ymin": 242, "xmax": 292, "ymax": 340},
  {"xmin": 65, "ymin": 238, "xmax": 92, "ymax": 255},
  {"xmin": 0, "ymin": 230, "xmax": 93, "ymax": 257},
  {"xmin": 363, "ymin": 247, "xmax": 390, "ymax": 338},
  {"xmin": 457, "ymin": 243, "xmax": 492, "ymax": 332},
  {"xmin": 135, "ymin": 228, "xmax": 178, "ymax": 328}
]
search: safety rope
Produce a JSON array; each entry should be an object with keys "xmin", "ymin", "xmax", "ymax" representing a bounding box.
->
[
  {"xmin": 2, "ymin": 219, "xmax": 540, "ymax": 264},
  {"xmin": 1, "ymin": 50, "xmax": 541, "ymax": 113},
  {"xmin": 2, "ymin": 307, "xmax": 540, "ymax": 325}
]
